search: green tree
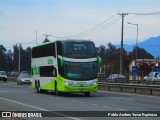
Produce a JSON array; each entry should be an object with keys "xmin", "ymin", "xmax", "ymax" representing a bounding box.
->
[
  {"xmin": 131, "ymin": 46, "xmax": 154, "ymax": 59},
  {"xmin": 0, "ymin": 45, "xmax": 7, "ymax": 70},
  {"xmin": 105, "ymin": 43, "xmax": 120, "ymax": 74},
  {"xmin": 13, "ymin": 45, "xmax": 19, "ymax": 71},
  {"xmin": 6, "ymin": 50, "xmax": 13, "ymax": 71},
  {"xmin": 98, "ymin": 43, "xmax": 132, "ymax": 76},
  {"xmin": 21, "ymin": 47, "xmax": 31, "ymax": 71}
]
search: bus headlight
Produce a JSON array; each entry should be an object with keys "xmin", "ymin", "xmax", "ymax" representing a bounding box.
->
[
  {"xmin": 64, "ymin": 81, "xmax": 72, "ymax": 86},
  {"xmin": 64, "ymin": 82, "xmax": 69, "ymax": 85},
  {"xmin": 91, "ymin": 80, "xmax": 97, "ymax": 85}
]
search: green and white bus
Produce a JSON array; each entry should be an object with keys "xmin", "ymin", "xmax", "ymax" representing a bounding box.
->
[{"xmin": 31, "ymin": 40, "xmax": 102, "ymax": 96}]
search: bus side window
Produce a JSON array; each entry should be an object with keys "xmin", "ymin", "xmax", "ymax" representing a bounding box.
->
[
  {"xmin": 57, "ymin": 41, "xmax": 64, "ymax": 76},
  {"xmin": 48, "ymin": 43, "xmax": 56, "ymax": 58},
  {"xmin": 52, "ymin": 69, "xmax": 56, "ymax": 77},
  {"xmin": 32, "ymin": 47, "xmax": 39, "ymax": 58},
  {"xmin": 40, "ymin": 66, "xmax": 57, "ymax": 77},
  {"xmin": 57, "ymin": 58, "xmax": 64, "ymax": 76},
  {"xmin": 57, "ymin": 41, "xmax": 62, "ymax": 55}
]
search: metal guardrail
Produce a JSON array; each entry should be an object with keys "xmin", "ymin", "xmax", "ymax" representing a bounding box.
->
[
  {"xmin": 128, "ymin": 80, "xmax": 160, "ymax": 85},
  {"xmin": 99, "ymin": 79, "xmax": 160, "ymax": 85},
  {"xmin": 7, "ymin": 77, "xmax": 17, "ymax": 82},
  {"xmin": 98, "ymin": 82, "xmax": 160, "ymax": 96}
]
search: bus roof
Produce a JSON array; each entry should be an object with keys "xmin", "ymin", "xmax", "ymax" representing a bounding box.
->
[
  {"xmin": 32, "ymin": 39, "xmax": 93, "ymax": 48},
  {"xmin": 32, "ymin": 41, "xmax": 56, "ymax": 48}
]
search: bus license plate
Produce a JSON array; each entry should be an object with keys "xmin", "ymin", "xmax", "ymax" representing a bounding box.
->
[{"xmin": 79, "ymin": 88, "xmax": 84, "ymax": 91}]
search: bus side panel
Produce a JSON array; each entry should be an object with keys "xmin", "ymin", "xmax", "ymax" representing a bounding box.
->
[
  {"xmin": 40, "ymin": 78, "xmax": 55, "ymax": 91},
  {"xmin": 55, "ymin": 76, "xmax": 65, "ymax": 92}
]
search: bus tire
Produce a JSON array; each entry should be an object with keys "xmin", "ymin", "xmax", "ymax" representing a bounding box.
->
[
  {"xmin": 84, "ymin": 92, "xmax": 90, "ymax": 97},
  {"xmin": 20, "ymin": 82, "xmax": 22, "ymax": 85},
  {"xmin": 55, "ymin": 83, "xmax": 61, "ymax": 96},
  {"xmin": 36, "ymin": 81, "xmax": 41, "ymax": 93}
]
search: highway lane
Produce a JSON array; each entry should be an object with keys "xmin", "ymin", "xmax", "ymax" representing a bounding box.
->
[{"xmin": 0, "ymin": 82, "xmax": 160, "ymax": 120}]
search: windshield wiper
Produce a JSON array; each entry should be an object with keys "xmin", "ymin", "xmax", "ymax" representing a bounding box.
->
[{"xmin": 83, "ymin": 73, "xmax": 93, "ymax": 79}]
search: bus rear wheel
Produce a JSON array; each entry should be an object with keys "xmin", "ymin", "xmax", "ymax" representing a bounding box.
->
[
  {"xmin": 84, "ymin": 92, "xmax": 90, "ymax": 97},
  {"xmin": 36, "ymin": 82, "xmax": 41, "ymax": 93},
  {"xmin": 55, "ymin": 84, "xmax": 62, "ymax": 96}
]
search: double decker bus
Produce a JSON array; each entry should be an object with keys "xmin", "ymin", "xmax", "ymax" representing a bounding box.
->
[{"xmin": 31, "ymin": 40, "xmax": 102, "ymax": 96}]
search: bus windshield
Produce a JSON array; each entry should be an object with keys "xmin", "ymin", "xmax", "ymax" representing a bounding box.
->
[
  {"xmin": 63, "ymin": 41, "xmax": 96, "ymax": 58},
  {"xmin": 64, "ymin": 61, "xmax": 97, "ymax": 80}
]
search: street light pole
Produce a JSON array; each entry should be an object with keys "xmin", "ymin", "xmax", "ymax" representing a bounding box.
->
[
  {"xmin": 127, "ymin": 22, "xmax": 138, "ymax": 65},
  {"xmin": 136, "ymin": 24, "xmax": 138, "ymax": 61}
]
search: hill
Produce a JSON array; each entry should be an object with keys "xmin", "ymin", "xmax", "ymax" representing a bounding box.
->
[{"xmin": 115, "ymin": 36, "xmax": 160, "ymax": 58}]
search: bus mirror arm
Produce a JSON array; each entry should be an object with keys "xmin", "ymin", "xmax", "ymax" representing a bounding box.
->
[
  {"xmin": 58, "ymin": 55, "xmax": 64, "ymax": 67},
  {"xmin": 97, "ymin": 56, "xmax": 102, "ymax": 67}
]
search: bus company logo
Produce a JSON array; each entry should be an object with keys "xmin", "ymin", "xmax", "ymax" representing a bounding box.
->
[
  {"xmin": 77, "ymin": 81, "xmax": 86, "ymax": 85},
  {"xmin": 48, "ymin": 59, "xmax": 53, "ymax": 64},
  {"xmin": 32, "ymin": 66, "xmax": 40, "ymax": 75},
  {"xmin": 2, "ymin": 112, "xmax": 11, "ymax": 117}
]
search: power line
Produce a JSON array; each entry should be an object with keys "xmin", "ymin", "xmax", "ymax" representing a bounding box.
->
[
  {"xmin": 0, "ymin": 35, "xmax": 44, "ymax": 50},
  {"xmin": 66, "ymin": 13, "xmax": 118, "ymax": 38},
  {"xmin": 50, "ymin": 13, "xmax": 120, "ymax": 39},
  {"xmin": 129, "ymin": 12, "xmax": 160, "ymax": 15},
  {"xmin": 20, "ymin": 36, "xmax": 44, "ymax": 45},
  {"xmin": 74, "ymin": 16, "xmax": 121, "ymax": 38}
]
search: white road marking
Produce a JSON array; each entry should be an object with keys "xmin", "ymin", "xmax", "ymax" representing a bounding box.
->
[
  {"xmin": 108, "ymin": 97, "xmax": 135, "ymax": 101},
  {"xmin": 102, "ymin": 105, "xmax": 128, "ymax": 111},
  {"xmin": 0, "ymin": 96, "xmax": 48, "ymax": 111},
  {"xmin": 102, "ymin": 106, "xmax": 113, "ymax": 108},
  {"xmin": 78, "ymin": 101, "xmax": 86, "ymax": 104},
  {"xmin": 0, "ymin": 97, "xmax": 81, "ymax": 120},
  {"xmin": 59, "ymin": 97, "xmax": 128, "ymax": 111},
  {"xmin": 115, "ymin": 108, "xmax": 128, "ymax": 111},
  {"xmin": 71, "ymin": 100, "xmax": 78, "ymax": 102},
  {"xmin": 87, "ymin": 103, "xmax": 97, "ymax": 106},
  {"xmin": 0, "ymin": 91, "xmax": 15, "ymax": 92}
]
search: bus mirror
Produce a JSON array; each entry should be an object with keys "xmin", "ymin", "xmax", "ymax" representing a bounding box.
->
[
  {"xmin": 59, "ymin": 55, "xmax": 64, "ymax": 67},
  {"xmin": 97, "ymin": 56, "xmax": 102, "ymax": 67}
]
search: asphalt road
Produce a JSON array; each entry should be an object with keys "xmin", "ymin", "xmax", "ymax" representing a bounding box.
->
[{"xmin": 0, "ymin": 82, "xmax": 160, "ymax": 120}]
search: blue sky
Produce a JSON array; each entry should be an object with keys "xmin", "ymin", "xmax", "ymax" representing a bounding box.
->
[{"xmin": 1, "ymin": 0, "xmax": 160, "ymax": 49}]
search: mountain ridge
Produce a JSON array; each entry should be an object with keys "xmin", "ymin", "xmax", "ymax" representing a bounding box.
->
[{"xmin": 115, "ymin": 36, "xmax": 160, "ymax": 58}]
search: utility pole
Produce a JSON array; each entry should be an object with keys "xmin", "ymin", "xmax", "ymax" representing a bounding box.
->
[
  {"xmin": 43, "ymin": 34, "xmax": 51, "ymax": 42},
  {"xmin": 118, "ymin": 13, "xmax": 128, "ymax": 74},
  {"xmin": 36, "ymin": 29, "xmax": 38, "ymax": 45},
  {"xmin": 43, "ymin": 34, "xmax": 50, "ymax": 39}
]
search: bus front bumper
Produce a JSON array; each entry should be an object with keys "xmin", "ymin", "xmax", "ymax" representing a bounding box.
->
[{"xmin": 63, "ymin": 84, "xmax": 98, "ymax": 93}]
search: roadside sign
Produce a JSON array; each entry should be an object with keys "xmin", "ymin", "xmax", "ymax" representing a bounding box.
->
[
  {"xmin": 154, "ymin": 66, "xmax": 160, "ymax": 72},
  {"xmin": 132, "ymin": 66, "xmax": 138, "ymax": 75}
]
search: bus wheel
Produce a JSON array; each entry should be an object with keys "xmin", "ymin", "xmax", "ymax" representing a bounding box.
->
[
  {"xmin": 36, "ymin": 82, "xmax": 40, "ymax": 93},
  {"xmin": 55, "ymin": 85, "xmax": 61, "ymax": 96},
  {"xmin": 84, "ymin": 92, "xmax": 90, "ymax": 97}
]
